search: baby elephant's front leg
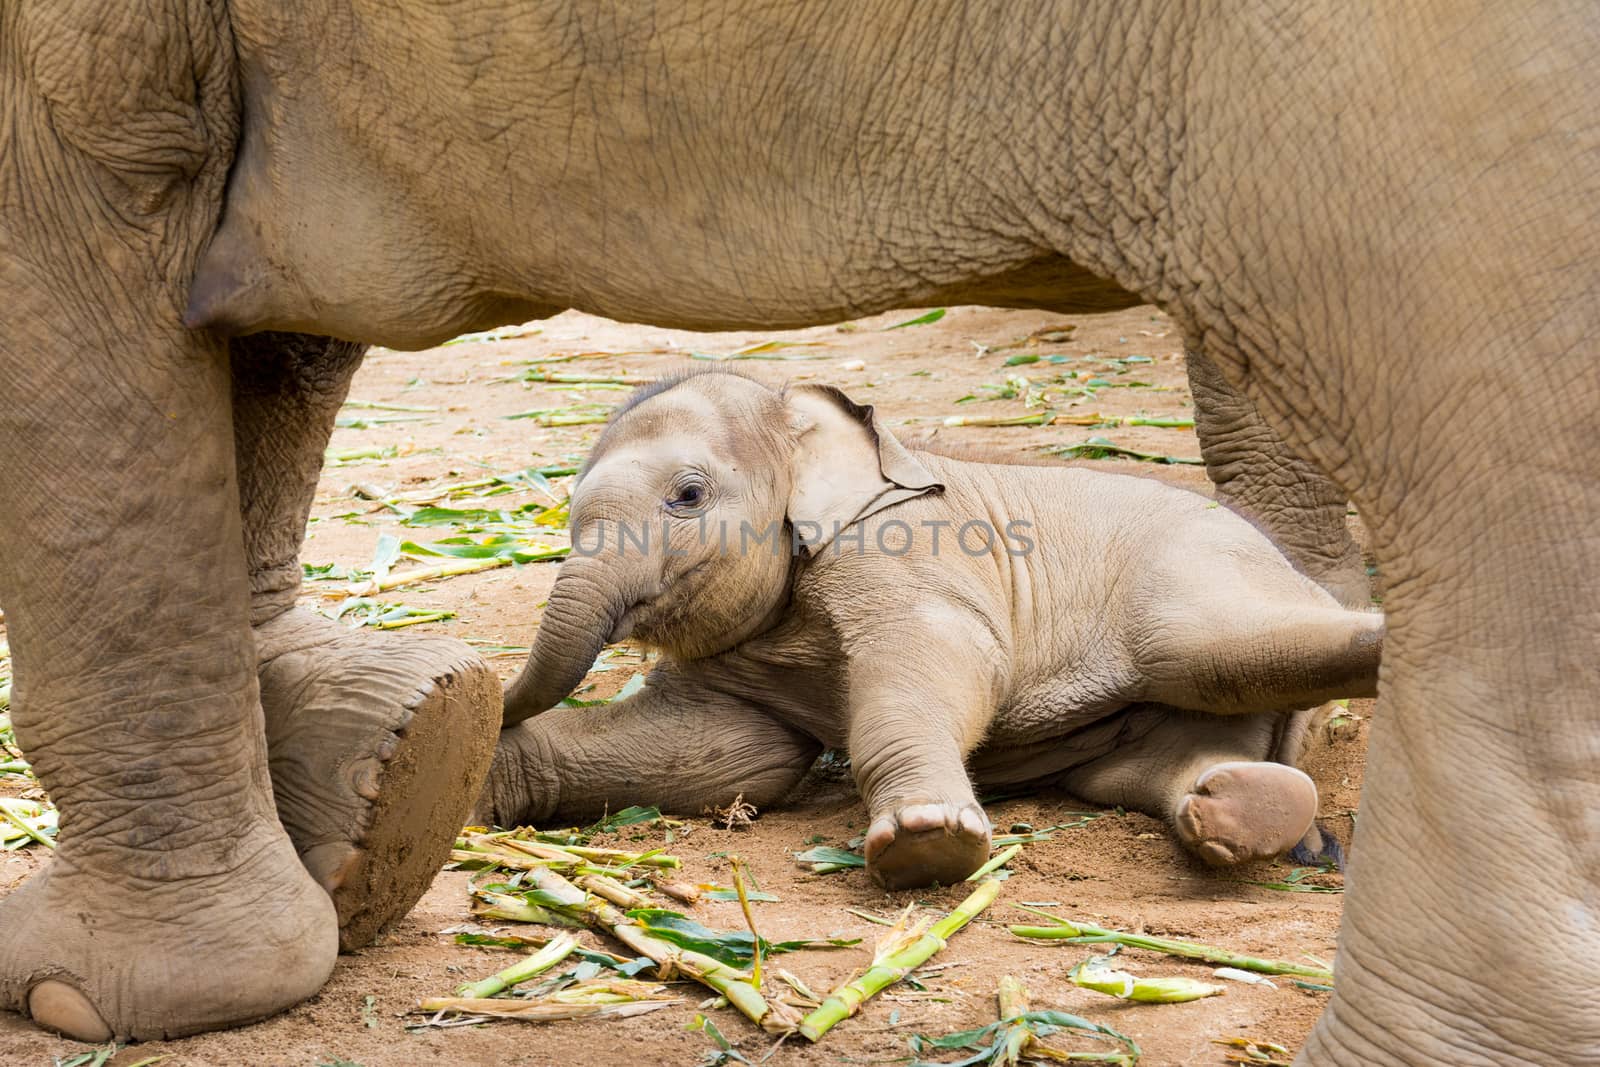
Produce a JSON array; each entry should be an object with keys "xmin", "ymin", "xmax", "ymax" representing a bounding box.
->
[
  {"xmin": 477, "ymin": 667, "xmax": 822, "ymax": 827},
  {"xmin": 848, "ymin": 629, "xmax": 996, "ymax": 890}
]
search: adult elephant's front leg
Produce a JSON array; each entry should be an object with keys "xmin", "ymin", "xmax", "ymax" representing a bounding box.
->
[
  {"xmin": 0, "ymin": 6, "xmax": 336, "ymax": 1036},
  {"xmin": 1186, "ymin": 344, "xmax": 1370, "ymax": 608},
  {"xmin": 230, "ymin": 333, "xmax": 500, "ymax": 949}
]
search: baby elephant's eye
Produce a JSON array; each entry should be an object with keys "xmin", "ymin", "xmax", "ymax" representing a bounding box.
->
[{"xmin": 667, "ymin": 483, "xmax": 706, "ymax": 511}]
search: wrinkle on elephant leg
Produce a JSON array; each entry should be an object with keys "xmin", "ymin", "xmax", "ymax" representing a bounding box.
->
[
  {"xmin": 1186, "ymin": 344, "xmax": 1370, "ymax": 609},
  {"xmin": 0, "ymin": 1, "xmax": 338, "ymax": 1039},
  {"xmin": 232, "ymin": 333, "xmax": 500, "ymax": 949}
]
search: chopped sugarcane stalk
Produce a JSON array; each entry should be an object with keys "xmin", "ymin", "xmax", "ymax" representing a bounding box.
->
[
  {"xmin": 345, "ymin": 555, "xmax": 512, "ymax": 595},
  {"xmin": 512, "ymin": 370, "xmax": 655, "ymax": 386},
  {"xmin": 967, "ymin": 842, "xmax": 1023, "ymax": 881},
  {"xmin": 650, "ymin": 876, "xmax": 702, "ymax": 905},
  {"xmin": 798, "ymin": 877, "xmax": 1002, "ymax": 1042},
  {"xmin": 470, "ymin": 887, "xmax": 582, "ymax": 927},
  {"xmin": 575, "ymin": 872, "xmax": 652, "ymax": 909},
  {"xmin": 376, "ymin": 610, "xmax": 454, "ymax": 630},
  {"xmin": 491, "ymin": 836, "xmax": 681, "ymax": 869},
  {"xmin": 342, "ymin": 399, "xmax": 438, "ymax": 412},
  {"xmin": 450, "ymin": 847, "xmax": 552, "ymax": 872},
  {"xmin": 943, "ymin": 409, "xmax": 1059, "ymax": 427},
  {"xmin": 0, "ymin": 801, "xmax": 54, "ymax": 849},
  {"xmin": 996, "ymin": 975, "xmax": 1032, "ymax": 1064},
  {"xmin": 456, "ymin": 932, "xmax": 580, "ymax": 998},
  {"xmin": 1010, "ymin": 910, "xmax": 1334, "ymax": 982},
  {"xmin": 521, "ymin": 866, "xmax": 799, "ymax": 1033},
  {"xmin": 419, "ymin": 989, "xmax": 677, "ymax": 1022},
  {"xmin": 1070, "ymin": 959, "xmax": 1224, "ymax": 1003}
]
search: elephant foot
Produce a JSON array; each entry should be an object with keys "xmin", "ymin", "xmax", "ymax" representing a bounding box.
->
[
  {"xmin": 1173, "ymin": 760, "xmax": 1318, "ymax": 866},
  {"xmin": 864, "ymin": 801, "xmax": 992, "ymax": 890},
  {"xmin": 0, "ymin": 823, "xmax": 336, "ymax": 1041},
  {"xmin": 256, "ymin": 608, "xmax": 500, "ymax": 950}
]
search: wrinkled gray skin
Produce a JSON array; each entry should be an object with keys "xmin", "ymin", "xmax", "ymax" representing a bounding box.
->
[
  {"xmin": 480, "ymin": 371, "xmax": 1382, "ymax": 893},
  {"xmin": 0, "ymin": 2, "xmax": 1594, "ymax": 1062}
]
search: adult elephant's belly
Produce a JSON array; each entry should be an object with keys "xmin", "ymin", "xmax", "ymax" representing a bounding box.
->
[{"xmin": 183, "ymin": 3, "xmax": 1143, "ymax": 350}]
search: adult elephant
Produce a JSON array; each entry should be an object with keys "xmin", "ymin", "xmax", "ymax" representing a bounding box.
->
[{"xmin": 0, "ymin": 2, "xmax": 1591, "ymax": 1063}]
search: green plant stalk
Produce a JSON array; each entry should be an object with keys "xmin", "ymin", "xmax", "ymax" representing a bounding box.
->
[
  {"xmin": 996, "ymin": 975, "xmax": 1032, "ymax": 1065},
  {"xmin": 1010, "ymin": 913, "xmax": 1333, "ymax": 981},
  {"xmin": 470, "ymin": 887, "xmax": 582, "ymax": 927},
  {"xmin": 325, "ymin": 445, "xmax": 395, "ymax": 463},
  {"xmin": 0, "ymin": 804, "xmax": 54, "ymax": 849},
  {"xmin": 967, "ymin": 842, "xmax": 1023, "ymax": 881},
  {"xmin": 494, "ymin": 837, "xmax": 681, "ymax": 869},
  {"xmin": 1070, "ymin": 960, "xmax": 1223, "ymax": 1003},
  {"xmin": 377, "ymin": 611, "xmax": 455, "ymax": 630},
  {"xmin": 343, "ymin": 399, "xmax": 438, "ymax": 412},
  {"xmin": 349, "ymin": 555, "xmax": 512, "ymax": 595},
  {"xmin": 515, "ymin": 371, "xmax": 654, "ymax": 386},
  {"xmin": 943, "ymin": 410, "xmax": 1057, "ymax": 428},
  {"xmin": 798, "ymin": 877, "xmax": 1001, "ymax": 1042},
  {"xmin": 730, "ymin": 856, "xmax": 762, "ymax": 989},
  {"xmin": 524, "ymin": 866, "xmax": 797, "ymax": 1033},
  {"xmin": 457, "ymin": 932, "xmax": 579, "ymax": 998},
  {"xmin": 575, "ymin": 872, "xmax": 653, "ymax": 909},
  {"xmin": 0, "ymin": 761, "xmax": 29, "ymax": 775}
]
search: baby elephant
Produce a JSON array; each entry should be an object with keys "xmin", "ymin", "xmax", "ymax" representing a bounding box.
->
[{"xmin": 478, "ymin": 370, "xmax": 1381, "ymax": 890}]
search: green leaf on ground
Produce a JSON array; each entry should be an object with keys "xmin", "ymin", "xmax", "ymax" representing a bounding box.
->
[
  {"xmin": 884, "ymin": 308, "xmax": 947, "ymax": 329},
  {"xmin": 625, "ymin": 909, "xmax": 860, "ymax": 968},
  {"xmin": 1044, "ymin": 436, "xmax": 1203, "ymax": 465}
]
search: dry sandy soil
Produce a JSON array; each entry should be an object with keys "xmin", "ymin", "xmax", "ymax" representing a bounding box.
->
[{"xmin": 0, "ymin": 305, "xmax": 1372, "ymax": 1066}]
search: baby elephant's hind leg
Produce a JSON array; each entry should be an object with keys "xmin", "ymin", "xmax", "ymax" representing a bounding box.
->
[
  {"xmin": 1059, "ymin": 708, "xmax": 1318, "ymax": 866},
  {"xmin": 1140, "ymin": 596, "xmax": 1383, "ymax": 716}
]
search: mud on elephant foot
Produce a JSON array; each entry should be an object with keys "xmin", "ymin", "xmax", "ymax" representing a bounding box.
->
[
  {"xmin": 256, "ymin": 609, "xmax": 500, "ymax": 949},
  {"xmin": 1172, "ymin": 760, "xmax": 1318, "ymax": 867},
  {"xmin": 0, "ymin": 824, "xmax": 337, "ymax": 1041},
  {"xmin": 865, "ymin": 801, "xmax": 993, "ymax": 891}
]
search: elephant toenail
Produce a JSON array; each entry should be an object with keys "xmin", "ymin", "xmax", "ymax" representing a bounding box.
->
[
  {"xmin": 351, "ymin": 758, "xmax": 383, "ymax": 800},
  {"xmin": 302, "ymin": 842, "xmax": 363, "ymax": 893},
  {"xmin": 959, "ymin": 809, "xmax": 989, "ymax": 837},
  {"xmin": 28, "ymin": 980, "xmax": 112, "ymax": 1042},
  {"xmin": 898, "ymin": 804, "xmax": 945, "ymax": 832},
  {"xmin": 864, "ymin": 817, "xmax": 896, "ymax": 859}
]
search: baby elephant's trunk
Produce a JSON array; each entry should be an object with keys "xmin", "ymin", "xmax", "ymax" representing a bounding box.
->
[{"xmin": 502, "ymin": 559, "xmax": 629, "ymax": 726}]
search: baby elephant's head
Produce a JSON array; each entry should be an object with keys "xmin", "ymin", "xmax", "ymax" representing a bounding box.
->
[{"xmin": 502, "ymin": 370, "xmax": 941, "ymax": 723}]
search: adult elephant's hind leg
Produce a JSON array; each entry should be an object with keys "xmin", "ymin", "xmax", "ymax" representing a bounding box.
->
[
  {"xmin": 231, "ymin": 332, "xmax": 500, "ymax": 949},
  {"xmin": 0, "ymin": 12, "xmax": 336, "ymax": 1035},
  {"xmin": 1187, "ymin": 344, "xmax": 1370, "ymax": 608}
]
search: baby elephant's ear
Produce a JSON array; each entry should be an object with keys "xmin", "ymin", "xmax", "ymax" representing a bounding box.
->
[{"xmin": 784, "ymin": 384, "xmax": 943, "ymax": 556}]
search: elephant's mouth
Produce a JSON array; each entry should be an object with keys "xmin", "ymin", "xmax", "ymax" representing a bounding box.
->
[
  {"xmin": 609, "ymin": 560, "xmax": 714, "ymax": 644},
  {"xmin": 607, "ymin": 605, "xmax": 640, "ymax": 644}
]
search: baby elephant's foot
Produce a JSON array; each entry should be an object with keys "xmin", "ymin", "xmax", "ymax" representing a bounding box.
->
[
  {"xmin": 865, "ymin": 802, "xmax": 992, "ymax": 890},
  {"xmin": 257, "ymin": 609, "xmax": 500, "ymax": 949},
  {"xmin": 1173, "ymin": 761, "xmax": 1318, "ymax": 866}
]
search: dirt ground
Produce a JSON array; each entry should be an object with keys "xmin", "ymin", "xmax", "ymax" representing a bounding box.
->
[{"xmin": 0, "ymin": 305, "xmax": 1372, "ymax": 1066}]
